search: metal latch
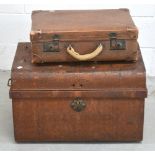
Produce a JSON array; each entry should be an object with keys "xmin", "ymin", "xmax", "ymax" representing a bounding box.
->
[
  {"xmin": 70, "ymin": 97, "xmax": 86, "ymax": 112},
  {"xmin": 109, "ymin": 33, "xmax": 126, "ymax": 50},
  {"xmin": 43, "ymin": 34, "xmax": 59, "ymax": 52},
  {"xmin": 7, "ymin": 78, "xmax": 12, "ymax": 87}
]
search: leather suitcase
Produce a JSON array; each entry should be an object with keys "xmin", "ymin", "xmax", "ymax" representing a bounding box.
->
[
  {"xmin": 30, "ymin": 9, "xmax": 138, "ymax": 63},
  {"xmin": 9, "ymin": 43, "xmax": 147, "ymax": 142}
]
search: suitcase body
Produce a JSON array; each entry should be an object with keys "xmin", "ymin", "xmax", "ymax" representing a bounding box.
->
[
  {"xmin": 10, "ymin": 43, "xmax": 147, "ymax": 142},
  {"xmin": 30, "ymin": 9, "xmax": 138, "ymax": 63}
]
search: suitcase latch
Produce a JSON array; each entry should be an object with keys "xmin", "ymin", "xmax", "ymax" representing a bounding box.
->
[
  {"xmin": 109, "ymin": 33, "xmax": 126, "ymax": 50},
  {"xmin": 43, "ymin": 34, "xmax": 59, "ymax": 52}
]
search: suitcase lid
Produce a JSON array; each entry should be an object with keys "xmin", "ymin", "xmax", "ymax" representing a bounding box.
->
[
  {"xmin": 30, "ymin": 9, "xmax": 138, "ymax": 42},
  {"xmin": 10, "ymin": 43, "xmax": 147, "ymax": 99}
]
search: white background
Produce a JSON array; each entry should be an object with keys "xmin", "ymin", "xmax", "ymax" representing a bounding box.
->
[{"xmin": 0, "ymin": 3, "xmax": 155, "ymax": 76}]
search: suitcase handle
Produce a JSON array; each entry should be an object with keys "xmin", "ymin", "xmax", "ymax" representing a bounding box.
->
[{"xmin": 67, "ymin": 43, "xmax": 103, "ymax": 61}]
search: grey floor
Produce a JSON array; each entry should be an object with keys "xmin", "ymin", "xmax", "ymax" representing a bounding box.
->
[{"xmin": 0, "ymin": 70, "xmax": 155, "ymax": 151}]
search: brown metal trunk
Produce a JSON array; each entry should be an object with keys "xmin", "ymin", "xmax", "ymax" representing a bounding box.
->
[
  {"xmin": 30, "ymin": 9, "xmax": 138, "ymax": 63},
  {"xmin": 10, "ymin": 43, "xmax": 147, "ymax": 142}
]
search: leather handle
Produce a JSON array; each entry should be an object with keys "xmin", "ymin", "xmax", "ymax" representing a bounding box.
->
[{"xmin": 66, "ymin": 43, "xmax": 103, "ymax": 61}]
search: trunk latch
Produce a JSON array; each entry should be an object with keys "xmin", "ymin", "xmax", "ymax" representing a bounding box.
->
[
  {"xmin": 70, "ymin": 98, "xmax": 86, "ymax": 112},
  {"xmin": 43, "ymin": 34, "xmax": 59, "ymax": 52},
  {"xmin": 109, "ymin": 33, "xmax": 126, "ymax": 50}
]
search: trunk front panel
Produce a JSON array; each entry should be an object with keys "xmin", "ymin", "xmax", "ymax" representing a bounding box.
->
[{"xmin": 13, "ymin": 98, "xmax": 144, "ymax": 142}]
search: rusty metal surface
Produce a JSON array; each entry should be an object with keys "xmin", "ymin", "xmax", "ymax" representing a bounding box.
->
[
  {"xmin": 30, "ymin": 9, "xmax": 138, "ymax": 63},
  {"xmin": 13, "ymin": 98, "xmax": 145, "ymax": 142},
  {"xmin": 10, "ymin": 42, "xmax": 147, "ymax": 142}
]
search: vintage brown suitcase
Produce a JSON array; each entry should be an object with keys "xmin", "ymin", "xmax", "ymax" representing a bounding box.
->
[
  {"xmin": 30, "ymin": 9, "xmax": 138, "ymax": 63},
  {"xmin": 9, "ymin": 43, "xmax": 147, "ymax": 142}
]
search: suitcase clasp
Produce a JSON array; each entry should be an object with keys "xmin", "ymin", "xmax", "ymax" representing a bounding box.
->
[
  {"xmin": 43, "ymin": 34, "xmax": 59, "ymax": 52},
  {"xmin": 109, "ymin": 33, "xmax": 126, "ymax": 50}
]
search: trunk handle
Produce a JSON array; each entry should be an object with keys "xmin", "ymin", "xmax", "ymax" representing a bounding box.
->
[
  {"xmin": 7, "ymin": 78, "xmax": 12, "ymax": 87},
  {"xmin": 66, "ymin": 43, "xmax": 103, "ymax": 61}
]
